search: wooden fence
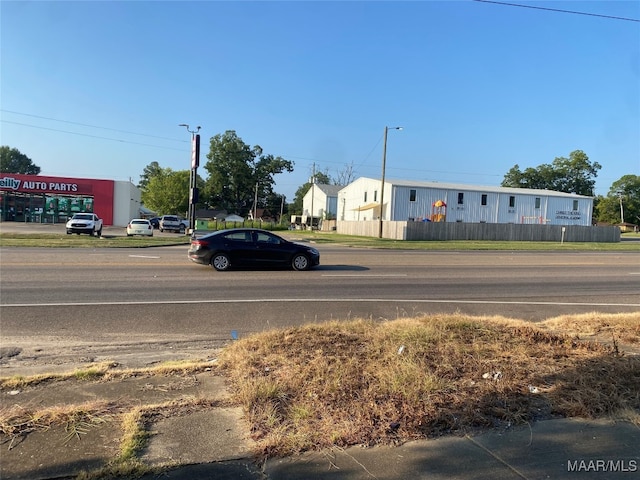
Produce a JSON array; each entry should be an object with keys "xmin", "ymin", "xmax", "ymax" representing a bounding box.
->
[{"xmin": 336, "ymin": 221, "xmax": 621, "ymax": 243}]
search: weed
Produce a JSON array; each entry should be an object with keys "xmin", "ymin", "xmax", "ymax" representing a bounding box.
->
[{"xmin": 218, "ymin": 313, "xmax": 640, "ymax": 457}]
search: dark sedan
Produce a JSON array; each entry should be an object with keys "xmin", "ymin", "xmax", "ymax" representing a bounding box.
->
[{"xmin": 187, "ymin": 228, "xmax": 320, "ymax": 271}]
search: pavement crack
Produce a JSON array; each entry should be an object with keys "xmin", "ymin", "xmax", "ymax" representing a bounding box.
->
[{"xmin": 464, "ymin": 434, "xmax": 530, "ymax": 479}]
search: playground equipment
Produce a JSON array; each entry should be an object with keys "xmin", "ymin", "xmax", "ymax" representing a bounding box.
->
[{"xmin": 430, "ymin": 200, "xmax": 447, "ymax": 222}]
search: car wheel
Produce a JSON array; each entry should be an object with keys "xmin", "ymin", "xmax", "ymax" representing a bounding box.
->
[
  {"xmin": 211, "ymin": 253, "xmax": 231, "ymax": 271},
  {"xmin": 160, "ymin": 228, "xmax": 164, "ymax": 232},
  {"xmin": 292, "ymin": 254, "xmax": 310, "ymax": 271},
  {"xmin": 66, "ymin": 230, "xmax": 72, "ymax": 235}
]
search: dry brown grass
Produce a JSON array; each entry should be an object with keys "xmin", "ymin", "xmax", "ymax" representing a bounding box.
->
[
  {"xmin": 0, "ymin": 359, "xmax": 214, "ymax": 390},
  {"xmin": 0, "ymin": 400, "xmax": 118, "ymax": 450},
  {"xmin": 542, "ymin": 312, "xmax": 640, "ymax": 349},
  {"xmin": 217, "ymin": 313, "xmax": 640, "ymax": 458}
]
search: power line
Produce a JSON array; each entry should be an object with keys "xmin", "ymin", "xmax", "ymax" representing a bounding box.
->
[
  {"xmin": 1, "ymin": 120, "xmax": 186, "ymax": 152},
  {"xmin": 473, "ymin": 0, "xmax": 640, "ymax": 22},
  {"xmin": 0, "ymin": 109, "xmax": 188, "ymax": 143}
]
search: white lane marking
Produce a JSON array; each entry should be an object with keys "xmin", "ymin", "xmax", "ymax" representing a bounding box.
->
[
  {"xmin": 322, "ymin": 274, "xmax": 408, "ymax": 277},
  {"xmin": 3, "ymin": 299, "xmax": 639, "ymax": 308},
  {"xmin": 128, "ymin": 255, "xmax": 161, "ymax": 259}
]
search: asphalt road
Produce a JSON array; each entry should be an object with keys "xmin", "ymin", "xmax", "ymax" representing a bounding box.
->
[{"xmin": 1, "ymin": 237, "xmax": 639, "ymax": 373}]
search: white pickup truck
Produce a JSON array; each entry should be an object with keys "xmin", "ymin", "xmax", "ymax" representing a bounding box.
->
[
  {"xmin": 159, "ymin": 215, "xmax": 186, "ymax": 233},
  {"xmin": 66, "ymin": 213, "xmax": 103, "ymax": 236}
]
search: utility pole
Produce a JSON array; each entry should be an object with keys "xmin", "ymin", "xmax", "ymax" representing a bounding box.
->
[
  {"xmin": 310, "ymin": 163, "xmax": 315, "ymax": 230},
  {"xmin": 378, "ymin": 126, "xmax": 402, "ymax": 238},
  {"xmin": 280, "ymin": 195, "xmax": 285, "ymax": 226},
  {"xmin": 253, "ymin": 182, "xmax": 259, "ymax": 225}
]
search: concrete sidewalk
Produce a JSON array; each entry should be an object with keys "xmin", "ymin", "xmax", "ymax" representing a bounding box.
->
[{"xmin": 1, "ymin": 369, "xmax": 638, "ymax": 480}]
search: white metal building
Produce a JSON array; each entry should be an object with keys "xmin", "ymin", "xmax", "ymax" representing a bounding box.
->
[
  {"xmin": 338, "ymin": 177, "xmax": 593, "ymax": 226},
  {"xmin": 302, "ymin": 184, "xmax": 342, "ymax": 219}
]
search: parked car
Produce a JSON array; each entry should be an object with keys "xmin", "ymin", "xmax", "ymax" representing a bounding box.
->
[
  {"xmin": 159, "ymin": 215, "xmax": 185, "ymax": 233},
  {"xmin": 149, "ymin": 217, "xmax": 160, "ymax": 229},
  {"xmin": 126, "ymin": 218, "xmax": 153, "ymax": 237},
  {"xmin": 66, "ymin": 213, "xmax": 103, "ymax": 236},
  {"xmin": 188, "ymin": 228, "xmax": 320, "ymax": 271}
]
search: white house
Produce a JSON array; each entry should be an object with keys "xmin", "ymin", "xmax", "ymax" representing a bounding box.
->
[
  {"xmin": 338, "ymin": 177, "xmax": 593, "ymax": 226},
  {"xmin": 302, "ymin": 184, "xmax": 342, "ymax": 219}
]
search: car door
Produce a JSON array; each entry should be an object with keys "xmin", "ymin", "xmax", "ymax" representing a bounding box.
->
[
  {"xmin": 253, "ymin": 231, "xmax": 288, "ymax": 265},
  {"xmin": 221, "ymin": 230, "xmax": 258, "ymax": 266}
]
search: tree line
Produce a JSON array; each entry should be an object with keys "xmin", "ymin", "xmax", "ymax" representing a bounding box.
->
[{"xmin": 1, "ymin": 143, "xmax": 638, "ymax": 226}]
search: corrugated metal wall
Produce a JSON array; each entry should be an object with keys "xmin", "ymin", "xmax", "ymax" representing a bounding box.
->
[{"xmin": 341, "ymin": 178, "xmax": 593, "ymax": 226}]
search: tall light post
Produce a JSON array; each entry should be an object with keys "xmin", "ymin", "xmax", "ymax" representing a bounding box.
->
[
  {"xmin": 179, "ymin": 123, "xmax": 201, "ymax": 234},
  {"xmin": 378, "ymin": 126, "xmax": 402, "ymax": 238}
]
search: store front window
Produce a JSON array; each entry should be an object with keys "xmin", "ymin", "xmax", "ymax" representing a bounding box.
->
[{"xmin": 1, "ymin": 192, "xmax": 94, "ymax": 223}]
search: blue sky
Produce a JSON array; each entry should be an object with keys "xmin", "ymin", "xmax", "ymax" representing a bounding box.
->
[{"xmin": 1, "ymin": 0, "xmax": 638, "ymax": 201}]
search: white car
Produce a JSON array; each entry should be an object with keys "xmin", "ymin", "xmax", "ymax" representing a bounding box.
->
[
  {"xmin": 126, "ymin": 218, "xmax": 153, "ymax": 237},
  {"xmin": 66, "ymin": 213, "xmax": 103, "ymax": 236}
]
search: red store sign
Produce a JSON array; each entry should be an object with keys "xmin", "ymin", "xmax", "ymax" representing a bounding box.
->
[{"xmin": 0, "ymin": 173, "xmax": 115, "ymax": 225}]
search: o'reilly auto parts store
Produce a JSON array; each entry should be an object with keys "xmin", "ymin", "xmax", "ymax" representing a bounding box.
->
[{"xmin": 0, "ymin": 173, "xmax": 141, "ymax": 226}]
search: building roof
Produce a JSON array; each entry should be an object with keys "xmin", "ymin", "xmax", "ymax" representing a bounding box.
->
[
  {"xmin": 356, "ymin": 177, "xmax": 593, "ymax": 199},
  {"xmin": 314, "ymin": 184, "xmax": 343, "ymax": 197},
  {"xmin": 195, "ymin": 209, "xmax": 227, "ymax": 219}
]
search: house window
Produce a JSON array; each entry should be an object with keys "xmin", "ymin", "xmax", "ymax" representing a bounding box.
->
[
  {"xmin": 573, "ymin": 200, "xmax": 578, "ymax": 211},
  {"xmin": 374, "ymin": 190, "xmax": 377, "ymax": 202},
  {"xmin": 509, "ymin": 196, "xmax": 516, "ymax": 208},
  {"xmin": 364, "ymin": 191, "xmax": 367, "ymax": 203},
  {"xmin": 458, "ymin": 192, "xmax": 464, "ymax": 205},
  {"xmin": 481, "ymin": 194, "xmax": 487, "ymax": 206},
  {"xmin": 409, "ymin": 189, "xmax": 416, "ymax": 202},
  {"xmin": 535, "ymin": 197, "xmax": 540, "ymax": 209}
]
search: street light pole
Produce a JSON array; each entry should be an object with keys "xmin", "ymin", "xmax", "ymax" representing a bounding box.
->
[
  {"xmin": 179, "ymin": 123, "xmax": 201, "ymax": 234},
  {"xmin": 378, "ymin": 126, "xmax": 402, "ymax": 238}
]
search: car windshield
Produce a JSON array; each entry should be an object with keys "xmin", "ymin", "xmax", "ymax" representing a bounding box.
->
[
  {"xmin": 73, "ymin": 214, "xmax": 93, "ymax": 220},
  {"xmin": 131, "ymin": 220, "xmax": 148, "ymax": 225}
]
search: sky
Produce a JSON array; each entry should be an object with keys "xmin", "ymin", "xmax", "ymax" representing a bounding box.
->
[{"xmin": 1, "ymin": 0, "xmax": 638, "ymax": 202}]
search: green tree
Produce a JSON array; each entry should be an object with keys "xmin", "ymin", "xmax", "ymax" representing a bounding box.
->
[
  {"xmin": 290, "ymin": 170, "xmax": 331, "ymax": 215},
  {"xmin": 0, "ymin": 146, "xmax": 41, "ymax": 174},
  {"xmin": 265, "ymin": 191, "xmax": 288, "ymax": 223},
  {"xmin": 595, "ymin": 175, "xmax": 640, "ymax": 225},
  {"xmin": 138, "ymin": 161, "xmax": 163, "ymax": 193},
  {"xmin": 502, "ymin": 150, "xmax": 601, "ymax": 196},
  {"xmin": 142, "ymin": 168, "xmax": 191, "ymax": 216},
  {"xmin": 203, "ymin": 130, "xmax": 293, "ymax": 215}
]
